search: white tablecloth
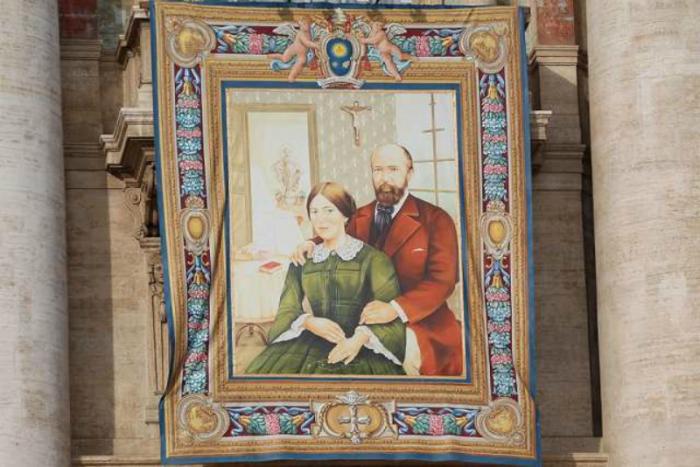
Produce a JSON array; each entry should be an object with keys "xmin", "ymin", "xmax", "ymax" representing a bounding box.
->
[{"xmin": 232, "ymin": 258, "xmax": 289, "ymax": 323}]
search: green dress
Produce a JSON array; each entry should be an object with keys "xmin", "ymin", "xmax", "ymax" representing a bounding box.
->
[{"xmin": 245, "ymin": 237, "xmax": 406, "ymax": 375}]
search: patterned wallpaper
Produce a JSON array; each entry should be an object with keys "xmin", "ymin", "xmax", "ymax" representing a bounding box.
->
[{"xmin": 229, "ymin": 89, "xmax": 397, "ymax": 207}]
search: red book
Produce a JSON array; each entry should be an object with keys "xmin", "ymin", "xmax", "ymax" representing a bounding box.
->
[{"xmin": 258, "ymin": 261, "xmax": 282, "ymax": 274}]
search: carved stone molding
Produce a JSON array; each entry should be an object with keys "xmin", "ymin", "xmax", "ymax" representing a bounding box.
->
[
  {"xmin": 101, "ymin": 107, "xmax": 154, "ymax": 187},
  {"xmin": 532, "ymin": 143, "xmax": 586, "ymax": 192},
  {"xmin": 60, "ymin": 38, "xmax": 102, "ymax": 61},
  {"xmin": 116, "ymin": 3, "xmax": 150, "ymax": 67},
  {"xmin": 122, "ymin": 158, "xmax": 159, "ymax": 241},
  {"xmin": 529, "ymin": 44, "xmax": 580, "ymax": 67},
  {"xmin": 530, "ymin": 109, "xmax": 552, "ymax": 172},
  {"xmin": 141, "ymin": 236, "xmax": 168, "ymax": 424}
]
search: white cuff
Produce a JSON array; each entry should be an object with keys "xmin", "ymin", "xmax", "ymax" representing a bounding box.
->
[
  {"xmin": 390, "ymin": 300, "xmax": 409, "ymax": 323},
  {"xmin": 271, "ymin": 313, "xmax": 310, "ymax": 343},
  {"xmin": 355, "ymin": 326, "xmax": 402, "ymax": 366},
  {"xmin": 403, "ymin": 327, "xmax": 422, "ymax": 376}
]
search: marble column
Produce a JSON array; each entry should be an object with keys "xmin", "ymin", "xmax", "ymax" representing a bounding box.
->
[
  {"xmin": 0, "ymin": 0, "xmax": 70, "ymax": 465},
  {"xmin": 587, "ymin": 1, "xmax": 700, "ymax": 466}
]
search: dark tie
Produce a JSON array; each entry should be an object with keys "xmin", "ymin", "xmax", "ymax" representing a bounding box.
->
[{"xmin": 375, "ymin": 204, "xmax": 394, "ymax": 237}]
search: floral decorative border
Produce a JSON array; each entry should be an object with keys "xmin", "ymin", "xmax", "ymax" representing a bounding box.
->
[
  {"xmin": 226, "ymin": 406, "xmax": 315, "ymax": 437},
  {"xmin": 174, "ymin": 65, "xmax": 212, "ymax": 395},
  {"xmin": 395, "ymin": 407, "xmax": 480, "ymax": 437},
  {"xmin": 212, "ymin": 24, "xmax": 465, "ymax": 58},
  {"xmin": 479, "ymin": 71, "xmax": 518, "ymax": 399},
  {"xmin": 176, "ymin": 21, "xmax": 517, "ymax": 403}
]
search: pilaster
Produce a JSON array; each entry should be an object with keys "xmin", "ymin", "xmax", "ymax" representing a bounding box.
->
[{"xmin": 528, "ymin": 0, "xmax": 596, "ymax": 445}]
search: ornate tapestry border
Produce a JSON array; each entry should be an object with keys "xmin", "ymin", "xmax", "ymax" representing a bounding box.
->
[{"xmin": 152, "ymin": 1, "xmax": 537, "ymax": 464}]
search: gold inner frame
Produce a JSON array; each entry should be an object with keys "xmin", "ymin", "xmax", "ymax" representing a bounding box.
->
[{"xmin": 207, "ymin": 62, "xmax": 486, "ymax": 402}]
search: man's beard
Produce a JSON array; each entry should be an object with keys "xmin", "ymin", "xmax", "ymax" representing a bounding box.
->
[{"xmin": 374, "ymin": 182, "xmax": 405, "ymax": 206}]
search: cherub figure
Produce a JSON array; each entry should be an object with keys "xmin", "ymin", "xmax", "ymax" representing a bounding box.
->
[
  {"xmin": 268, "ymin": 18, "xmax": 320, "ymax": 82},
  {"xmin": 359, "ymin": 21, "xmax": 411, "ymax": 81}
]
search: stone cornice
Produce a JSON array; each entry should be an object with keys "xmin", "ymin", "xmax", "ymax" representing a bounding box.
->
[
  {"xmin": 542, "ymin": 453, "xmax": 608, "ymax": 465},
  {"xmin": 73, "ymin": 452, "xmax": 608, "ymax": 466},
  {"xmin": 60, "ymin": 38, "xmax": 102, "ymax": 61},
  {"xmin": 532, "ymin": 142, "xmax": 587, "ymax": 191},
  {"xmin": 72, "ymin": 456, "xmax": 161, "ymax": 465},
  {"xmin": 100, "ymin": 107, "xmax": 154, "ymax": 187},
  {"xmin": 63, "ymin": 142, "xmax": 102, "ymax": 157},
  {"xmin": 116, "ymin": 3, "xmax": 150, "ymax": 67},
  {"xmin": 529, "ymin": 44, "xmax": 580, "ymax": 67}
]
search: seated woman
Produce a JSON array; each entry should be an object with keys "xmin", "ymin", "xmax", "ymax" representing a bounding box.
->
[{"xmin": 246, "ymin": 181, "xmax": 406, "ymax": 375}]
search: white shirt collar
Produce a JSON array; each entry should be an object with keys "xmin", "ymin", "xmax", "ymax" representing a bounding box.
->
[
  {"xmin": 374, "ymin": 190, "xmax": 410, "ymax": 219},
  {"xmin": 311, "ymin": 235, "xmax": 364, "ymax": 263}
]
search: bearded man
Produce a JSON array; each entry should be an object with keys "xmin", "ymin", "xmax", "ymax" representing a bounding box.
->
[{"xmin": 293, "ymin": 143, "xmax": 463, "ymax": 376}]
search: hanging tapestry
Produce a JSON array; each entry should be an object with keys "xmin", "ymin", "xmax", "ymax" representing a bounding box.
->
[{"xmin": 152, "ymin": 1, "xmax": 538, "ymax": 464}]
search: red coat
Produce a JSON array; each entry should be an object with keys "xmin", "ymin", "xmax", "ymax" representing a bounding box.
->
[{"xmin": 347, "ymin": 195, "xmax": 464, "ymax": 376}]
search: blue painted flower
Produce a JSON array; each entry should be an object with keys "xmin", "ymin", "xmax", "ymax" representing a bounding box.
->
[{"xmin": 487, "ymin": 301, "xmax": 511, "ymax": 321}]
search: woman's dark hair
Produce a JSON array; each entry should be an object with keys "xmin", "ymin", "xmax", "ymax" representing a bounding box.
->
[{"xmin": 306, "ymin": 181, "xmax": 357, "ymax": 219}]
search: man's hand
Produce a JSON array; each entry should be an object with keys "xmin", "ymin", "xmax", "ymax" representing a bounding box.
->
[
  {"xmin": 303, "ymin": 316, "xmax": 345, "ymax": 344},
  {"xmin": 327, "ymin": 332, "xmax": 369, "ymax": 365},
  {"xmin": 290, "ymin": 240, "xmax": 315, "ymax": 266},
  {"xmin": 359, "ymin": 300, "xmax": 399, "ymax": 325}
]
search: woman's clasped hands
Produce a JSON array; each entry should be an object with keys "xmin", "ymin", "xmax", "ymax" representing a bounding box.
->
[{"xmin": 303, "ymin": 316, "xmax": 369, "ymax": 365}]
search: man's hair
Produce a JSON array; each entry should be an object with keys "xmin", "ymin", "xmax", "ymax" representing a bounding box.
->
[
  {"xmin": 371, "ymin": 143, "xmax": 414, "ymax": 170},
  {"xmin": 306, "ymin": 181, "xmax": 357, "ymax": 219},
  {"xmin": 398, "ymin": 144, "xmax": 414, "ymax": 169}
]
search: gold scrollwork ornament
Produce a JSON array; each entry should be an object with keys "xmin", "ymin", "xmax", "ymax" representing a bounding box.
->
[
  {"xmin": 480, "ymin": 211, "xmax": 513, "ymax": 260},
  {"xmin": 166, "ymin": 17, "xmax": 216, "ymax": 68},
  {"xmin": 475, "ymin": 398, "xmax": 525, "ymax": 446},
  {"xmin": 177, "ymin": 394, "xmax": 230, "ymax": 442},
  {"xmin": 459, "ymin": 24, "xmax": 508, "ymax": 73},
  {"xmin": 181, "ymin": 208, "xmax": 210, "ymax": 256}
]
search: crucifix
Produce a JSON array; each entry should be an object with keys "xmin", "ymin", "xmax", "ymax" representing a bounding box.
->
[
  {"xmin": 341, "ymin": 100, "xmax": 372, "ymax": 147},
  {"xmin": 338, "ymin": 404, "xmax": 371, "ymax": 444}
]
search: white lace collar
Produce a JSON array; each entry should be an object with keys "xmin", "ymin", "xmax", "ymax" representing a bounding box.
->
[{"xmin": 311, "ymin": 235, "xmax": 364, "ymax": 263}]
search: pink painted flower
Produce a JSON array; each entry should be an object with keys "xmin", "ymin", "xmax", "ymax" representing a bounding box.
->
[
  {"xmin": 490, "ymin": 353, "xmax": 513, "ymax": 365},
  {"xmin": 416, "ymin": 36, "xmax": 431, "ymax": 57},
  {"xmin": 179, "ymin": 160, "xmax": 204, "ymax": 172},
  {"xmin": 187, "ymin": 320, "xmax": 209, "ymax": 330},
  {"xmin": 185, "ymin": 352, "xmax": 208, "ymax": 364},
  {"xmin": 488, "ymin": 321, "xmax": 512, "ymax": 333},
  {"xmin": 483, "ymin": 164, "xmax": 508, "ymax": 175},
  {"xmin": 188, "ymin": 288, "xmax": 209, "ymax": 299},
  {"xmin": 264, "ymin": 414, "xmax": 281, "ymax": 435},
  {"xmin": 179, "ymin": 98, "xmax": 201, "ymax": 109},
  {"xmin": 486, "ymin": 290, "xmax": 510, "ymax": 302},
  {"xmin": 484, "ymin": 103, "xmax": 504, "ymax": 112},
  {"xmin": 177, "ymin": 128, "xmax": 202, "ymax": 139},
  {"xmin": 428, "ymin": 415, "xmax": 444, "ymax": 435},
  {"xmin": 483, "ymin": 132, "xmax": 507, "ymax": 143},
  {"xmin": 248, "ymin": 34, "xmax": 264, "ymax": 55}
]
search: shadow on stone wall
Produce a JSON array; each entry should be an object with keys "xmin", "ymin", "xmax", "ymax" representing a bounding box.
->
[{"xmin": 529, "ymin": 61, "xmax": 600, "ymax": 439}]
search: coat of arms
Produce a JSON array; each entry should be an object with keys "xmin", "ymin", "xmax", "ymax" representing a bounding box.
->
[{"xmin": 269, "ymin": 8, "xmax": 412, "ymax": 88}]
